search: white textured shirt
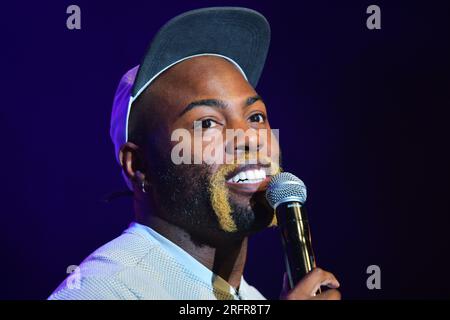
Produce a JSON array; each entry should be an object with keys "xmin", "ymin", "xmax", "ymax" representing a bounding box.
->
[{"xmin": 48, "ymin": 222, "xmax": 265, "ymax": 300}]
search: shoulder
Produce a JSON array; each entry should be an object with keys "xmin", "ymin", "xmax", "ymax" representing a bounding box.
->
[
  {"xmin": 48, "ymin": 274, "xmax": 136, "ymax": 300},
  {"xmin": 81, "ymin": 230, "xmax": 157, "ymax": 275},
  {"xmin": 48, "ymin": 229, "xmax": 157, "ymax": 300}
]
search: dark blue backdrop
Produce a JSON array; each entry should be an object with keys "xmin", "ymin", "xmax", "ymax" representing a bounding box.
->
[{"xmin": 1, "ymin": 0, "xmax": 449, "ymax": 299}]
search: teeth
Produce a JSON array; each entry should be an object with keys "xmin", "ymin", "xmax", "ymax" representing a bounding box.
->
[
  {"xmin": 256, "ymin": 169, "xmax": 265, "ymax": 179},
  {"xmin": 228, "ymin": 168, "xmax": 267, "ymax": 183}
]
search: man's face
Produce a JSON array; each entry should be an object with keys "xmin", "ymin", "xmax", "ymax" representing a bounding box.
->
[{"xmin": 135, "ymin": 56, "xmax": 281, "ymax": 245}]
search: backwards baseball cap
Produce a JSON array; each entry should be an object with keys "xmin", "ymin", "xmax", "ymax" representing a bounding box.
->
[{"xmin": 110, "ymin": 7, "xmax": 271, "ymax": 190}]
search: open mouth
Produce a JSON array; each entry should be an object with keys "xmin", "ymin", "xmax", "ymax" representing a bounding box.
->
[
  {"xmin": 225, "ymin": 164, "xmax": 272, "ymax": 194},
  {"xmin": 227, "ymin": 167, "xmax": 267, "ymax": 184}
]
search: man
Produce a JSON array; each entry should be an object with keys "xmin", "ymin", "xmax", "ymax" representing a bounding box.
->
[{"xmin": 49, "ymin": 7, "xmax": 340, "ymax": 300}]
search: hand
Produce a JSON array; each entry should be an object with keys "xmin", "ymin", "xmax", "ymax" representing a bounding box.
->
[{"xmin": 280, "ymin": 267, "xmax": 341, "ymax": 300}]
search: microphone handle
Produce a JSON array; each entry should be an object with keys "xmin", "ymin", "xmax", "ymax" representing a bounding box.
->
[{"xmin": 276, "ymin": 202, "xmax": 320, "ymax": 293}]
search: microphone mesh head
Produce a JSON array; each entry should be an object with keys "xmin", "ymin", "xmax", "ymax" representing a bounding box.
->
[{"xmin": 265, "ymin": 172, "xmax": 307, "ymax": 209}]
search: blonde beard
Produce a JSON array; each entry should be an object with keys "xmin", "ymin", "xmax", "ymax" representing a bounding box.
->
[{"xmin": 208, "ymin": 156, "xmax": 281, "ymax": 232}]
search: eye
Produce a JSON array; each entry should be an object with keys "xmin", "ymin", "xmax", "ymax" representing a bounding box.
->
[
  {"xmin": 249, "ymin": 113, "xmax": 266, "ymax": 123},
  {"xmin": 193, "ymin": 119, "xmax": 219, "ymax": 129}
]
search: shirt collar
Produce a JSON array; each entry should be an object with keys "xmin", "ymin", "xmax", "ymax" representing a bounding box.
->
[{"xmin": 127, "ymin": 221, "xmax": 245, "ymax": 299}]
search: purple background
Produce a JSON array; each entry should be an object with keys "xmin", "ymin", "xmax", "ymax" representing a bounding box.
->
[{"xmin": 1, "ymin": 0, "xmax": 449, "ymax": 299}]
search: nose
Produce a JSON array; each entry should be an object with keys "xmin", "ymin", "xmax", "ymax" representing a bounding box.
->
[{"xmin": 224, "ymin": 121, "xmax": 266, "ymax": 159}]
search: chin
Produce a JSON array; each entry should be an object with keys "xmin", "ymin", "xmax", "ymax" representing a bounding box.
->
[{"xmin": 228, "ymin": 195, "xmax": 275, "ymax": 235}]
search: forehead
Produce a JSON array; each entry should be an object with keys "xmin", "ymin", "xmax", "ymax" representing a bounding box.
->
[{"xmin": 145, "ymin": 55, "xmax": 257, "ymax": 107}]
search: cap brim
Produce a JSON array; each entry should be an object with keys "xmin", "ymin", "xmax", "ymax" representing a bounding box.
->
[{"xmin": 131, "ymin": 7, "xmax": 271, "ymax": 97}]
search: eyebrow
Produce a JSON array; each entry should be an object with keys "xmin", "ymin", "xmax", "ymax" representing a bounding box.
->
[{"xmin": 179, "ymin": 95, "xmax": 263, "ymax": 117}]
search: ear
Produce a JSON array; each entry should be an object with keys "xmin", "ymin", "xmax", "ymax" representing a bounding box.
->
[{"xmin": 118, "ymin": 142, "xmax": 147, "ymax": 187}]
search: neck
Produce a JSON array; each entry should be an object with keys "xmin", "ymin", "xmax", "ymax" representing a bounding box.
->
[{"xmin": 136, "ymin": 211, "xmax": 247, "ymax": 290}]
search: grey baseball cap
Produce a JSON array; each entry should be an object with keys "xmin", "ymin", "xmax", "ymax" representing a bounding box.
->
[{"xmin": 110, "ymin": 7, "xmax": 271, "ymax": 190}]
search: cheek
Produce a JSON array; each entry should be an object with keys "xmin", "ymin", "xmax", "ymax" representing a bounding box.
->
[
  {"xmin": 208, "ymin": 163, "xmax": 241, "ymax": 232},
  {"xmin": 255, "ymin": 128, "xmax": 281, "ymax": 170},
  {"xmin": 149, "ymin": 126, "xmax": 174, "ymax": 156},
  {"xmin": 268, "ymin": 140, "xmax": 281, "ymax": 164}
]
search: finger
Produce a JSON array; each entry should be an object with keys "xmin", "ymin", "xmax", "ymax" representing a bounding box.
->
[
  {"xmin": 310, "ymin": 289, "xmax": 341, "ymax": 300},
  {"xmin": 294, "ymin": 268, "xmax": 340, "ymax": 297},
  {"xmin": 311, "ymin": 275, "xmax": 340, "ymax": 295}
]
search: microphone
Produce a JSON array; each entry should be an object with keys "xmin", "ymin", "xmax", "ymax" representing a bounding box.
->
[{"xmin": 266, "ymin": 172, "xmax": 319, "ymax": 291}]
